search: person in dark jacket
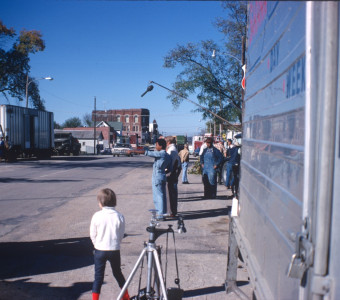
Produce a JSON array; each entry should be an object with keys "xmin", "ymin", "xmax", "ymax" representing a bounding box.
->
[
  {"xmin": 225, "ymin": 141, "xmax": 241, "ymax": 197},
  {"xmin": 200, "ymin": 137, "xmax": 223, "ymax": 199}
]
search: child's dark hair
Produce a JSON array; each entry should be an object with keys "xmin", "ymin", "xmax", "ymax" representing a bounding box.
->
[
  {"xmin": 97, "ymin": 188, "xmax": 116, "ymax": 207},
  {"xmin": 156, "ymin": 138, "xmax": 166, "ymax": 149}
]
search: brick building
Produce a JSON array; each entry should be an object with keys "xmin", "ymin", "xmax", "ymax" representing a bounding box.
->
[{"xmin": 93, "ymin": 108, "xmax": 150, "ymax": 143}]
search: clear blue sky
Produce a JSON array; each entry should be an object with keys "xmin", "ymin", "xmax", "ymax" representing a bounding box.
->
[{"xmin": 1, "ymin": 0, "xmax": 227, "ymax": 136}]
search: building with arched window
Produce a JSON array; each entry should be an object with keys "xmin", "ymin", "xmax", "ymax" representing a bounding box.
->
[{"xmin": 92, "ymin": 108, "xmax": 150, "ymax": 144}]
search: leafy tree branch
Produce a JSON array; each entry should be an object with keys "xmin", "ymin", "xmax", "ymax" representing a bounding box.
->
[
  {"xmin": 163, "ymin": 1, "xmax": 247, "ymax": 126},
  {"xmin": 0, "ymin": 20, "xmax": 46, "ymax": 109}
]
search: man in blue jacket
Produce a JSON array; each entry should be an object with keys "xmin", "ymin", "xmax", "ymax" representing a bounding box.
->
[
  {"xmin": 145, "ymin": 138, "xmax": 172, "ymax": 219},
  {"xmin": 200, "ymin": 137, "xmax": 223, "ymax": 199}
]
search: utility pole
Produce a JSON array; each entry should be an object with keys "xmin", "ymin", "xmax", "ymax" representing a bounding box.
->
[{"xmin": 94, "ymin": 96, "xmax": 96, "ymax": 155}]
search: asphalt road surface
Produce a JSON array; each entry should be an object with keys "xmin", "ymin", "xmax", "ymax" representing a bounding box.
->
[
  {"xmin": 0, "ymin": 155, "xmax": 252, "ymax": 300},
  {"xmin": 0, "ymin": 155, "xmax": 151, "ymax": 241}
]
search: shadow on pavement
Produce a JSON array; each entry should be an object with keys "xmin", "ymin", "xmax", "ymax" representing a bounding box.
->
[
  {"xmin": 179, "ymin": 207, "xmax": 230, "ymax": 220},
  {"xmin": 0, "ymin": 237, "xmax": 93, "ymax": 279},
  {"xmin": 0, "ymin": 177, "xmax": 82, "ymax": 184},
  {"xmin": 183, "ymin": 285, "xmax": 225, "ymax": 297},
  {"xmin": 5, "ymin": 156, "xmax": 153, "ymax": 171},
  {"xmin": 178, "ymin": 196, "xmax": 204, "ymax": 202},
  {"xmin": 0, "ymin": 279, "xmax": 92, "ymax": 300},
  {"xmin": 179, "ymin": 195, "xmax": 227, "ymax": 202},
  {"xmin": 182, "ymin": 281, "xmax": 249, "ymax": 298}
]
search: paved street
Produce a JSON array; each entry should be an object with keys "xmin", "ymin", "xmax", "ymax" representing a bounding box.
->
[{"xmin": 0, "ymin": 155, "xmax": 251, "ymax": 299}]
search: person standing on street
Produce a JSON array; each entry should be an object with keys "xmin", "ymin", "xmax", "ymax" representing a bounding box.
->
[
  {"xmin": 145, "ymin": 138, "xmax": 172, "ymax": 219},
  {"xmin": 179, "ymin": 144, "xmax": 190, "ymax": 184},
  {"xmin": 214, "ymin": 140, "xmax": 226, "ymax": 184},
  {"xmin": 4, "ymin": 136, "xmax": 13, "ymax": 162},
  {"xmin": 225, "ymin": 139, "xmax": 235, "ymax": 189},
  {"xmin": 225, "ymin": 141, "xmax": 241, "ymax": 197},
  {"xmin": 90, "ymin": 188, "xmax": 130, "ymax": 300},
  {"xmin": 165, "ymin": 136, "xmax": 181, "ymax": 217},
  {"xmin": 200, "ymin": 137, "xmax": 223, "ymax": 199},
  {"xmin": 0, "ymin": 137, "xmax": 4, "ymax": 162}
]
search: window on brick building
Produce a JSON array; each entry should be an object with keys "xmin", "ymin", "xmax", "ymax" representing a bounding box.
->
[
  {"xmin": 133, "ymin": 125, "xmax": 139, "ymax": 132},
  {"xmin": 134, "ymin": 115, "xmax": 138, "ymax": 123},
  {"xmin": 117, "ymin": 115, "xmax": 121, "ymax": 122},
  {"xmin": 125, "ymin": 115, "xmax": 129, "ymax": 123}
]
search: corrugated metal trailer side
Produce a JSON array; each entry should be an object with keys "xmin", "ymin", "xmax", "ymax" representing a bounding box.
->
[
  {"xmin": 302, "ymin": 2, "xmax": 339, "ymax": 300},
  {"xmin": 0, "ymin": 105, "xmax": 25, "ymax": 149},
  {"xmin": 36, "ymin": 109, "xmax": 54, "ymax": 150},
  {"xmin": 0, "ymin": 104, "xmax": 54, "ymax": 158},
  {"xmin": 227, "ymin": 2, "xmax": 339, "ymax": 300},
  {"xmin": 240, "ymin": 2, "xmax": 306, "ymax": 298}
]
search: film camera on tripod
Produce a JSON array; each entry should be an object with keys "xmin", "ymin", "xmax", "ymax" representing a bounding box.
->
[{"xmin": 117, "ymin": 210, "xmax": 186, "ymax": 300}]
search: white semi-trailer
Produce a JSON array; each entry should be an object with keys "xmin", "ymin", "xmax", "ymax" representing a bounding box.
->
[
  {"xmin": 227, "ymin": 2, "xmax": 340, "ymax": 300},
  {"xmin": 0, "ymin": 104, "xmax": 54, "ymax": 159}
]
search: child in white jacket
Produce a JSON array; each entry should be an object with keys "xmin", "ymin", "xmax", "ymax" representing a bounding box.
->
[{"xmin": 90, "ymin": 188, "xmax": 129, "ymax": 300}]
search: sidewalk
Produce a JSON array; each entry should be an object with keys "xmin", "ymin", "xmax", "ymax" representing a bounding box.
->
[
  {"xmin": 0, "ymin": 158, "xmax": 252, "ymax": 299},
  {"xmin": 95, "ymin": 161, "xmax": 252, "ymax": 300}
]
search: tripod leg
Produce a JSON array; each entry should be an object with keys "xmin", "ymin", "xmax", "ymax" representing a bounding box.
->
[
  {"xmin": 152, "ymin": 248, "xmax": 168, "ymax": 300},
  {"xmin": 153, "ymin": 246, "xmax": 162, "ymax": 298},
  {"xmin": 146, "ymin": 247, "xmax": 154, "ymax": 297},
  {"xmin": 117, "ymin": 248, "xmax": 147, "ymax": 300}
]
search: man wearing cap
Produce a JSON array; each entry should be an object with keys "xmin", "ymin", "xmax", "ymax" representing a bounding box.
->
[{"xmin": 200, "ymin": 137, "xmax": 223, "ymax": 199}]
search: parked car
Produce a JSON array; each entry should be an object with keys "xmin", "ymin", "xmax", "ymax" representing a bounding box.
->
[{"xmin": 112, "ymin": 143, "xmax": 133, "ymax": 157}]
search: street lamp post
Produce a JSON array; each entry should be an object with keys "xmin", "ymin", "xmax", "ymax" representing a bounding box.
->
[
  {"xmin": 141, "ymin": 81, "xmax": 240, "ymax": 132},
  {"xmin": 212, "ymin": 36, "xmax": 246, "ymax": 116},
  {"xmin": 25, "ymin": 75, "xmax": 53, "ymax": 108},
  {"xmin": 141, "ymin": 45, "xmax": 246, "ymax": 134},
  {"xmin": 211, "ymin": 49, "xmax": 242, "ymax": 66},
  {"xmin": 212, "ymin": 46, "xmax": 246, "ymax": 132}
]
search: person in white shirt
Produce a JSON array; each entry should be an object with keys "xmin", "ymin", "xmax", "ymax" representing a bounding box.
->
[{"xmin": 90, "ymin": 188, "xmax": 130, "ymax": 300}]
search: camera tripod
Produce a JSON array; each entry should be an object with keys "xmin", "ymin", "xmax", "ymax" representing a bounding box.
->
[{"xmin": 117, "ymin": 210, "xmax": 186, "ymax": 300}]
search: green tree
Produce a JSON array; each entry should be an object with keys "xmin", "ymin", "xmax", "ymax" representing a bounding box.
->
[
  {"xmin": 163, "ymin": 1, "xmax": 247, "ymax": 127},
  {"xmin": 83, "ymin": 113, "xmax": 93, "ymax": 127},
  {"xmin": 54, "ymin": 121, "xmax": 62, "ymax": 129},
  {"xmin": 0, "ymin": 20, "xmax": 46, "ymax": 109},
  {"xmin": 62, "ymin": 117, "xmax": 82, "ymax": 128}
]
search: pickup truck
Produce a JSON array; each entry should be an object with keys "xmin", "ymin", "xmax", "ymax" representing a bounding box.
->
[{"xmin": 54, "ymin": 131, "xmax": 81, "ymax": 156}]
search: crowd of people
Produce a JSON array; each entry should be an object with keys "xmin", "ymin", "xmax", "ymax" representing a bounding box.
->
[
  {"xmin": 144, "ymin": 135, "xmax": 241, "ymax": 219},
  {"xmin": 89, "ymin": 135, "xmax": 240, "ymax": 300}
]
